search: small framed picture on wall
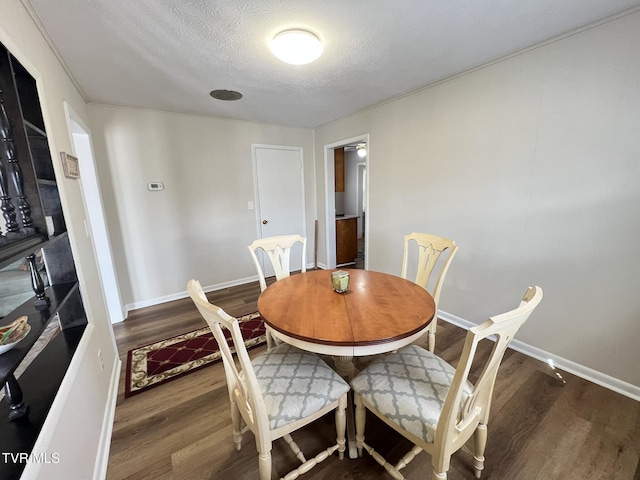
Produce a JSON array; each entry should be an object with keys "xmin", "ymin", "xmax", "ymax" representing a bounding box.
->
[{"xmin": 60, "ymin": 152, "xmax": 80, "ymax": 179}]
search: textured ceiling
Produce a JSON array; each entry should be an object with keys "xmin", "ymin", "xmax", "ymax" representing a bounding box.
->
[{"xmin": 25, "ymin": 0, "xmax": 640, "ymax": 128}]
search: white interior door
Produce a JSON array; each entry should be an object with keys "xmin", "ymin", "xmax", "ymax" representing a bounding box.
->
[{"xmin": 253, "ymin": 145, "xmax": 306, "ymax": 275}]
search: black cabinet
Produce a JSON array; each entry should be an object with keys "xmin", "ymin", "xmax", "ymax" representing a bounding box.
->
[
  {"xmin": 1, "ymin": 47, "xmax": 64, "ymax": 245},
  {"xmin": 0, "ymin": 40, "xmax": 83, "ymax": 326},
  {"xmin": 0, "ymin": 40, "xmax": 87, "ymax": 479}
]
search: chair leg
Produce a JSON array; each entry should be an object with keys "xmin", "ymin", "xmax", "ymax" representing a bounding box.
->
[
  {"xmin": 473, "ymin": 423, "xmax": 487, "ymax": 478},
  {"xmin": 283, "ymin": 434, "xmax": 307, "ymax": 463},
  {"xmin": 336, "ymin": 394, "xmax": 347, "ymax": 459},
  {"xmin": 257, "ymin": 450, "xmax": 272, "ymax": 480},
  {"xmin": 431, "ymin": 449, "xmax": 450, "ymax": 480},
  {"xmin": 230, "ymin": 402, "xmax": 242, "ymax": 451},
  {"xmin": 428, "ymin": 331, "xmax": 436, "ymax": 353},
  {"xmin": 432, "ymin": 468, "xmax": 447, "ymax": 480},
  {"xmin": 354, "ymin": 394, "xmax": 366, "ymax": 457},
  {"xmin": 265, "ymin": 328, "xmax": 275, "ymax": 351}
]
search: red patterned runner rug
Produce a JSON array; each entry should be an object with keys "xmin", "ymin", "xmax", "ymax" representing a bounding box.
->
[{"xmin": 125, "ymin": 312, "xmax": 265, "ymax": 397}]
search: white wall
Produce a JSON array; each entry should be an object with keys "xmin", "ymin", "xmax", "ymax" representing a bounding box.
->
[
  {"xmin": 3, "ymin": 1, "xmax": 636, "ymax": 475},
  {"xmin": 344, "ymin": 150, "xmax": 359, "ymax": 216},
  {"xmin": 0, "ymin": 1, "xmax": 120, "ymax": 478},
  {"xmin": 87, "ymin": 105, "xmax": 315, "ymax": 309},
  {"xmin": 314, "ymin": 11, "xmax": 640, "ymax": 391}
]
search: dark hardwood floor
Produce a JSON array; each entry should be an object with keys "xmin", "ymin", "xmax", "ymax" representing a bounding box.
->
[{"xmin": 107, "ymin": 277, "xmax": 640, "ymax": 480}]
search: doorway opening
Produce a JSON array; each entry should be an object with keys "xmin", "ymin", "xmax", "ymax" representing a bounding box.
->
[
  {"xmin": 65, "ymin": 103, "xmax": 124, "ymax": 324},
  {"xmin": 323, "ymin": 134, "xmax": 369, "ymax": 270}
]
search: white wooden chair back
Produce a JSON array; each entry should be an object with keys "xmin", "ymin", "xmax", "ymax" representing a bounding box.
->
[
  {"xmin": 248, "ymin": 234, "xmax": 307, "ymax": 292},
  {"xmin": 187, "ymin": 280, "xmax": 269, "ymax": 436},
  {"xmin": 436, "ymin": 286, "xmax": 543, "ymax": 460},
  {"xmin": 401, "ymin": 232, "xmax": 458, "ymax": 351},
  {"xmin": 188, "ymin": 279, "xmax": 350, "ymax": 479},
  {"xmin": 350, "ymin": 286, "xmax": 543, "ymax": 479}
]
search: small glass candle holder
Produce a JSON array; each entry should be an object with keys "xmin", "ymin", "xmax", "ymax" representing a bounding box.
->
[{"xmin": 331, "ymin": 270, "xmax": 350, "ymax": 293}]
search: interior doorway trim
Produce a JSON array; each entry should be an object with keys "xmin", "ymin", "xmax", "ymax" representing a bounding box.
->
[
  {"xmin": 323, "ymin": 134, "xmax": 370, "ymax": 269},
  {"xmin": 64, "ymin": 102, "xmax": 125, "ymax": 325}
]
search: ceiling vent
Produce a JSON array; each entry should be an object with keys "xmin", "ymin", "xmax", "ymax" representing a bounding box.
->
[{"xmin": 210, "ymin": 89, "xmax": 243, "ymax": 101}]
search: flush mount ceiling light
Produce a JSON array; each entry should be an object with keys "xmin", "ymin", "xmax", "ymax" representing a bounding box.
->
[
  {"xmin": 270, "ymin": 29, "xmax": 323, "ymax": 65},
  {"xmin": 356, "ymin": 143, "xmax": 367, "ymax": 158}
]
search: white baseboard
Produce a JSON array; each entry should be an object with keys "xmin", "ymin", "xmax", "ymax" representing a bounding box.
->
[
  {"xmin": 93, "ymin": 356, "xmax": 122, "ymax": 480},
  {"xmin": 438, "ymin": 310, "xmax": 640, "ymax": 402},
  {"xmin": 124, "ymin": 264, "xmax": 324, "ymax": 314},
  {"xmin": 125, "ymin": 274, "xmax": 260, "ymax": 311}
]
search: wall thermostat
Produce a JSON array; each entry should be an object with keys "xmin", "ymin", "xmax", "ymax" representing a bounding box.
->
[{"xmin": 147, "ymin": 182, "xmax": 164, "ymax": 191}]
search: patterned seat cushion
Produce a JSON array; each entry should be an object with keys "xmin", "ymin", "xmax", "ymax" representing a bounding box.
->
[
  {"xmin": 350, "ymin": 345, "xmax": 474, "ymax": 443},
  {"xmin": 252, "ymin": 344, "xmax": 350, "ymax": 429}
]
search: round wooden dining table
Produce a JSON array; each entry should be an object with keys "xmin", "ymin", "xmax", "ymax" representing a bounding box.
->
[
  {"xmin": 257, "ymin": 269, "xmax": 436, "ymax": 357},
  {"xmin": 257, "ymin": 268, "xmax": 436, "ymax": 458}
]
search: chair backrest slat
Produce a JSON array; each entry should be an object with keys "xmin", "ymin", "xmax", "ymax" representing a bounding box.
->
[
  {"xmin": 435, "ymin": 286, "xmax": 543, "ymax": 444},
  {"xmin": 187, "ymin": 279, "xmax": 269, "ymax": 431},
  {"xmin": 248, "ymin": 234, "xmax": 307, "ymax": 292},
  {"xmin": 401, "ymin": 232, "xmax": 458, "ymax": 308}
]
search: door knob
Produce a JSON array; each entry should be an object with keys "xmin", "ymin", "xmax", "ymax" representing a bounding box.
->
[{"xmin": 262, "ymin": 220, "xmax": 268, "ymax": 224}]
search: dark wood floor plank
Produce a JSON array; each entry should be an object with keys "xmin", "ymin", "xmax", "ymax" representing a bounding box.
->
[
  {"xmin": 107, "ymin": 276, "xmax": 640, "ymax": 480},
  {"xmin": 480, "ymin": 370, "xmax": 566, "ymax": 478},
  {"xmin": 498, "ymin": 391, "xmax": 592, "ymax": 479}
]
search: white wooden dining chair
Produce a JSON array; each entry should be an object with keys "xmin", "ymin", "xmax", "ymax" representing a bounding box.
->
[
  {"xmin": 187, "ymin": 279, "xmax": 349, "ymax": 480},
  {"xmin": 401, "ymin": 232, "xmax": 458, "ymax": 353},
  {"xmin": 248, "ymin": 234, "xmax": 307, "ymax": 349},
  {"xmin": 350, "ymin": 286, "xmax": 543, "ymax": 480}
]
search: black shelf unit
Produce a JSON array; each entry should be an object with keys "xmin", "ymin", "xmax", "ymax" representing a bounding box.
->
[
  {"xmin": 0, "ymin": 325, "xmax": 85, "ymax": 480},
  {"xmin": 0, "ymin": 236, "xmax": 46, "ymax": 271},
  {"xmin": 0, "ymin": 41, "xmax": 88, "ymax": 478},
  {"xmin": 0, "ymin": 281, "xmax": 79, "ymax": 385}
]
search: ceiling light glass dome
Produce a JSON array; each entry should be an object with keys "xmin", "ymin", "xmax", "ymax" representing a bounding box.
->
[{"xmin": 270, "ymin": 29, "xmax": 323, "ymax": 65}]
